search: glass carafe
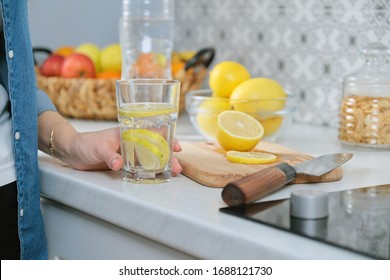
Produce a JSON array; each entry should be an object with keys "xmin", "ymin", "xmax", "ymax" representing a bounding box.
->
[{"xmin": 119, "ymin": 0, "xmax": 175, "ymax": 79}]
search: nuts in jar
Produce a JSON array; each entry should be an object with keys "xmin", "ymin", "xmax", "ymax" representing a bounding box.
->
[
  {"xmin": 338, "ymin": 43, "xmax": 390, "ymax": 149},
  {"xmin": 338, "ymin": 94, "xmax": 390, "ymax": 147}
]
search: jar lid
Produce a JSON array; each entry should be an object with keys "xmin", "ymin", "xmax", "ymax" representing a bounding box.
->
[{"xmin": 360, "ymin": 43, "xmax": 390, "ymax": 56}]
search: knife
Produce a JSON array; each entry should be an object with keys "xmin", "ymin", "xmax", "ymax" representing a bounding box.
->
[{"xmin": 221, "ymin": 153, "xmax": 353, "ymax": 206}]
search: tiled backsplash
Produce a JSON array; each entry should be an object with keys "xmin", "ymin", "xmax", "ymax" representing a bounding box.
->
[{"xmin": 174, "ymin": 0, "xmax": 390, "ymax": 126}]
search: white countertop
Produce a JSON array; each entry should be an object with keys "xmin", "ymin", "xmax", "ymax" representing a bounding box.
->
[{"xmin": 38, "ymin": 114, "xmax": 390, "ymax": 259}]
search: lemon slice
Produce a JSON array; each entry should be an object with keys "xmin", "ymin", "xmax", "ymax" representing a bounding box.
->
[
  {"xmin": 216, "ymin": 110, "xmax": 264, "ymax": 151},
  {"xmin": 122, "ymin": 129, "xmax": 170, "ymax": 170},
  {"xmin": 118, "ymin": 103, "xmax": 177, "ymax": 118},
  {"xmin": 226, "ymin": 151, "xmax": 277, "ymax": 164}
]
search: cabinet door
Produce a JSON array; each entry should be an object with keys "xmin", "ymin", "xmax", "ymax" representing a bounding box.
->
[{"xmin": 41, "ymin": 197, "xmax": 195, "ymax": 260}]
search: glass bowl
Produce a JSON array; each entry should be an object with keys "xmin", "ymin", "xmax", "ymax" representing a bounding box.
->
[{"xmin": 185, "ymin": 89, "xmax": 299, "ymax": 142}]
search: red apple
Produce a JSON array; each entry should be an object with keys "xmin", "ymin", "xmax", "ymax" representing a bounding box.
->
[
  {"xmin": 61, "ymin": 53, "xmax": 96, "ymax": 78},
  {"xmin": 40, "ymin": 54, "xmax": 65, "ymax": 77}
]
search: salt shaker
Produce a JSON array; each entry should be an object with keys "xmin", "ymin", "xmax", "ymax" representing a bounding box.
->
[
  {"xmin": 119, "ymin": 0, "xmax": 175, "ymax": 79},
  {"xmin": 338, "ymin": 43, "xmax": 390, "ymax": 149}
]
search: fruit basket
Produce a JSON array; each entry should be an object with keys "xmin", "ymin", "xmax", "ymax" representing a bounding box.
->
[{"xmin": 35, "ymin": 47, "xmax": 215, "ymax": 120}]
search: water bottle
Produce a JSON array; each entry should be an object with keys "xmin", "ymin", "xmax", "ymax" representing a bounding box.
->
[{"xmin": 119, "ymin": 0, "xmax": 175, "ymax": 79}]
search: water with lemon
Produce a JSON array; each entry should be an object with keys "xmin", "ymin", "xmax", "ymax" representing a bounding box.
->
[{"xmin": 118, "ymin": 102, "xmax": 178, "ymax": 183}]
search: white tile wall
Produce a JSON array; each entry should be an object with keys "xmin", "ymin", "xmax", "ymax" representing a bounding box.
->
[{"xmin": 174, "ymin": 0, "xmax": 390, "ymax": 126}]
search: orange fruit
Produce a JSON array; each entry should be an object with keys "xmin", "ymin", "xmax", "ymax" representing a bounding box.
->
[
  {"xmin": 133, "ymin": 52, "xmax": 166, "ymax": 78},
  {"xmin": 172, "ymin": 61, "xmax": 185, "ymax": 76},
  {"xmin": 54, "ymin": 45, "xmax": 75, "ymax": 57},
  {"xmin": 96, "ymin": 71, "xmax": 121, "ymax": 79}
]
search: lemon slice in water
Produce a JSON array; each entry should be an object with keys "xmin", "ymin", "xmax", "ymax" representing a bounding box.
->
[
  {"xmin": 118, "ymin": 103, "xmax": 177, "ymax": 118},
  {"xmin": 226, "ymin": 151, "xmax": 277, "ymax": 164},
  {"xmin": 122, "ymin": 129, "xmax": 170, "ymax": 170}
]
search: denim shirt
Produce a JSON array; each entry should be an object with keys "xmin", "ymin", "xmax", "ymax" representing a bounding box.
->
[{"xmin": 1, "ymin": 0, "xmax": 56, "ymax": 259}]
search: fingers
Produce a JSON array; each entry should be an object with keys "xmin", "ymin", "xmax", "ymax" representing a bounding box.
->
[
  {"xmin": 107, "ymin": 154, "xmax": 124, "ymax": 171},
  {"xmin": 171, "ymin": 156, "xmax": 183, "ymax": 176},
  {"xmin": 96, "ymin": 140, "xmax": 124, "ymax": 171},
  {"xmin": 172, "ymin": 138, "xmax": 183, "ymax": 176},
  {"xmin": 173, "ymin": 138, "xmax": 182, "ymax": 152}
]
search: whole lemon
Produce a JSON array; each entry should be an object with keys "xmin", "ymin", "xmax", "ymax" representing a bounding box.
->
[
  {"xmin": 209, "ymin": 61, "xmax": 251, "ymax": 98},
  {"xmin": 100, "ymin": 43, "xmax": 122, "ymax": 72},
  {"xmin": 75, "ymin": 43, "xmax": 101, "ymax": 72},
  {"xmin": 230, "ymin": 77, "xmax": 287, "ymax": 113},
  {"xmin": 196, "ymin": 97, "xmax": 231, "ymax": 139},
  {"xmin": 258, "ymin": 116, "xmax": 283, "ymax": 137}
]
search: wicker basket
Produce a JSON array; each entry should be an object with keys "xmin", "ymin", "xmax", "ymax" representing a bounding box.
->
[{"xmin": 36, "ymin": 48, "xmax": 215, "ymax": 120}]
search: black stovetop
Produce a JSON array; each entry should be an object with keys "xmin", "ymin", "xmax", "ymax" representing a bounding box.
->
[{"xmin": 220, "ymin": 184, "xmax": 390, "ymax": 259}]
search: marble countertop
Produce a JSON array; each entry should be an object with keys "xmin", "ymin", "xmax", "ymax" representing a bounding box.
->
[{"xmin": 38, "ymin": 114, "xmax": 390, "ymax": 259}]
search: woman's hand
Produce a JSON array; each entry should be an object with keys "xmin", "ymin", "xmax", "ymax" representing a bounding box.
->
[
  {"xmin": 38, "ymin": 111, "xmax": 183, "ymax": 175},
  {"xmin": 67, "ymin": 127, "xmax": 183, "ymax": 176}
]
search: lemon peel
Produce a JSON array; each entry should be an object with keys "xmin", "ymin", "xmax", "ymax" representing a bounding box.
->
[{"xmin": 226, "ymin": 151, "xmax": 277, "ymax": 164}]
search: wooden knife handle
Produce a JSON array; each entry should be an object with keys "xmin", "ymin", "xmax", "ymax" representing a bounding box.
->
[{"xmin": 221, "ymin": 162, "xmax": 297, "ymax": 206}]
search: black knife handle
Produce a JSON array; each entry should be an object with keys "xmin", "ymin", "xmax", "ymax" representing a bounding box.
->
[{"xmin": 221, "ymin": 162, "xmax": 297, "ymax": 206}]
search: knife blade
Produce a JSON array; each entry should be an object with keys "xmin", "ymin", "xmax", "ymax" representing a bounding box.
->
[{"xmin": 221, "ymin": 153, "xmax": 353, "ymax": 206}]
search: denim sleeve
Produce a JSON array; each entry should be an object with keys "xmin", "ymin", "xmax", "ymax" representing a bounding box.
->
[{"xmin": 36, "ymin": 88, "xmax": 57, "ymax": 115}]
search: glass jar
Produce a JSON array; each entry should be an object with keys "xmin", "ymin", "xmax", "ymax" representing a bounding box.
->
[{"xmin": 338, "ymin": 43, "xmax": 390, "ymax": 149}]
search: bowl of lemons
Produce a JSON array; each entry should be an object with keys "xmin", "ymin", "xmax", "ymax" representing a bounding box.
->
[{"xmin": 185, "ymin": 62, "xmax": 299, "ymax": 142}]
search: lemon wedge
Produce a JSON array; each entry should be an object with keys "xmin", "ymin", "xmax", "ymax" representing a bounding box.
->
[
  {"xmin": 216, "ymin": 110, "xmax": 264, "ymax": 151},
  {"xmin": 122, "ymin": 129, "xmax": 170, "ymax": 170},
  {"xmin": 226, "ymin": 151, "xmax": 277, "ymax": 164}
]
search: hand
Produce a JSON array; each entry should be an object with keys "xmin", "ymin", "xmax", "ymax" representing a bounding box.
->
[{"xmin": 67, "ymin": 127, "xmax": 183, "ymax": 176}]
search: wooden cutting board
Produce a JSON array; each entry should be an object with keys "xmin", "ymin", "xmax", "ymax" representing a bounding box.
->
[{"xmin": 175, "ymin": 141, "xmax": 343, "ymax": 188}]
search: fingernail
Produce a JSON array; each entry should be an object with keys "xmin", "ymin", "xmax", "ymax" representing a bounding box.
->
[{"xmin": 110, "ymin": 158, "xmax": 118, "ymax": 169}]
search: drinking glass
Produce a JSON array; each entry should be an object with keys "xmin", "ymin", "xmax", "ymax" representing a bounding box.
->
[{"xmin": 116, "ymin": 79, "xmax": 180, "ymax": 183}]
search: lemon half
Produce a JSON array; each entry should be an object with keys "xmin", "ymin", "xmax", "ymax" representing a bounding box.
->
[
  {"xmin": 122, "ymin": 129, "xmax": 170, "ymax": 170},
  {"xmin": 216, "ymin": 110, "xmax": 264, "ymax": 151},
  {"xmin": 226, "ymin": 151, "xmax": 277, "ymax": 164}
]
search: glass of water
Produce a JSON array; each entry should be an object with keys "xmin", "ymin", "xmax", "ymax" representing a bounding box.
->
[{"xmin": 116, "ymin": 79, "xmax": 180, "ymax": 183}]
